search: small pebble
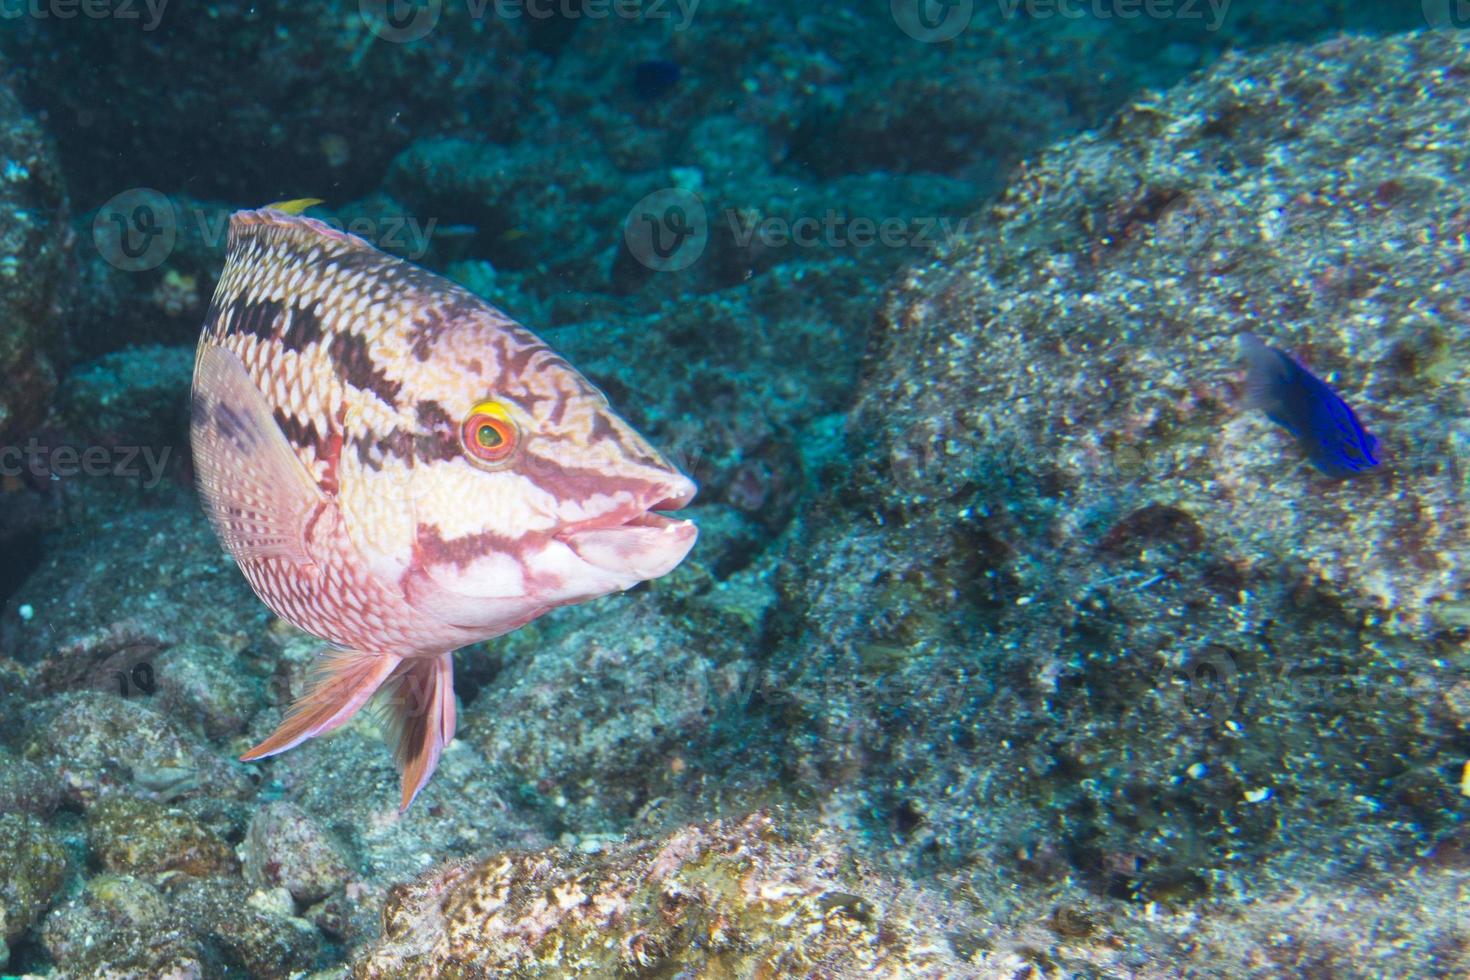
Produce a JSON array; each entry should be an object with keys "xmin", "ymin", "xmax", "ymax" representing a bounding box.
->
[{"xmin": 17, "ymin": 604, "xmax": 33, "ymax": 621}]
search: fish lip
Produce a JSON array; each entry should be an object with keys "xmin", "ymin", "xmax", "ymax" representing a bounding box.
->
[
  {"xmin": 558, "ymin": 478, "xmax": 696, "ymax": 531},
  {"xmin": 554, "ymin": 487, "xmax": 699, "ymax": 579},
  {"xmin": 553, "ymin": 477, "xmax": 697, "ymax": 540}
]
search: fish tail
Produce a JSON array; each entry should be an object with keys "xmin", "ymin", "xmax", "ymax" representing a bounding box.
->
[
  {"xmin": 241, "ymin": 650, "xmax": 401, "ymax": 761},
  {"xmin": 1236, "ymin": 331, "xmax": 1289, "ymax": 413},
  {"xmin": 378, "ymin": 653, "xmax": 457, "ymax": 812}
]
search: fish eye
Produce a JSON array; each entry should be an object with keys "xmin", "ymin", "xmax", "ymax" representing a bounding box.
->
[{"xmin": 460, "ymin": 399, "xmax": 520, "ymax": 466}]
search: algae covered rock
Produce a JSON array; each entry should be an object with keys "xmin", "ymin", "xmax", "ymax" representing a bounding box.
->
[
  {"xmin": 0, "ymin": 813, "xmax": 69, "ymax": 948},
  {"xmin": 854, "ymin": 30, "xmax": 1470, "ymax": 636},
  {"xmin": 353, "ymin": 810, "xmax": 972, "ymax": 978},
  {"xmin": 40, "ymin": 873, "xmax": 207, "ymax": 978},
  {"xmin": 87, "ymin": 796, "xmax": 238, "ymax": 878},
  {"xmin": 169, "ymin": 876, "xmax": 327, "ymax": 979},
  {"xmin": 760, "ymin": 30, "xmax": 1470, "ymax": 903},
  {"xmin": 23, "ymin": 691, "xmax": 254, "ymax": 804},
  {"xmin": 0, "ymin": 750, "xmax": 61, "ymax": 817},
  {"xmin": 243, "ymin": 801, "xmax": 353, "ymax": 906}
]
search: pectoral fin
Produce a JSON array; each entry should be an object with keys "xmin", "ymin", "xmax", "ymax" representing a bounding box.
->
[
  {"xmin": 190, "ymin": 343, "xmax": 325, "ymax": 565},
  {"xmin": 242, "ymin": 650, "xmax": 401, "ymax": 760}
]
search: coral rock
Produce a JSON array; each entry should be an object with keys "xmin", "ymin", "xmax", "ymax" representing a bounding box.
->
[{"xmin": 353, "ymin": 810, "xmax": 973, "ymax": 978}]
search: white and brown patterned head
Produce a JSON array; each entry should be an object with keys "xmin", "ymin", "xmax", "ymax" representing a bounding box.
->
[{"xmin": 207, "ymin": 209, "xmax": 697, "ymax": 639}]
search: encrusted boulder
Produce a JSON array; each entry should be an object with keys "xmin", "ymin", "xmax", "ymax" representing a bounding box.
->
[{"xmin": 353, "ymin": 810, "xmax": 974, "ymax": 977}]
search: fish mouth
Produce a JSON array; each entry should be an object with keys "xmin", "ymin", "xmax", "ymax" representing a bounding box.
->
[{"xmin": 555, "ymin": 478, "xmax": 698, "ymax": 580}]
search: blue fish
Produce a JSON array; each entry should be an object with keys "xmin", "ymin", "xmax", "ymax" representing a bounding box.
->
[
  {"xmin": 1237, "ymin": 332, "xmax": 1380, "ymax": 478},
  {"xmin": 633, "ymin": 59, "xmax": 682, "ymax": 101}
]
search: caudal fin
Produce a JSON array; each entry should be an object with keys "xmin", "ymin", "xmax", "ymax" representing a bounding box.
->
[
  {"xmin": 379, "ymin": 654, "xmax": 457, "ymax": 811},
  {"xmin": 241, "ymin": 650, "xmax": 401, "ymax": 761},
  {"xmin": 1236, "ymin": 332, "xmax": 1290, "ymax": 414}
]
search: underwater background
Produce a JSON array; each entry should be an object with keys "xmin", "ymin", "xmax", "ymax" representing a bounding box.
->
[{"xmin": 0, "ymin": 0, "xmax": 1467, "ymax": 976}]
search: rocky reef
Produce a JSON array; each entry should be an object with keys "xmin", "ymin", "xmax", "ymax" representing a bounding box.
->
[
  {"xmin": 0, "ymin": 5, "xmax": 1465, "ymax": 979},
  {"xmin": 742, "ymin": 26, "xmax": 1470, "ymax": 965},
  {"xmin": 354, "ymin": 810, "xmax": 972, "ymax": 977},
  {"xmin": 0, "ymin": 62, "xmax": 70, "ymax": 448}
]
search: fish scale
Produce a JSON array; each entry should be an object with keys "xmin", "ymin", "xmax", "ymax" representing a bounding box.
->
[{"xmin": 192, "ymin": 207, "xmax": 698, "ymax": 808}]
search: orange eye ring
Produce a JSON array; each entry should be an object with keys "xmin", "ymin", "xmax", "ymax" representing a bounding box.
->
[{"xmin": 460, "ymin": 400, "xmax": 519, "ymax": 465}]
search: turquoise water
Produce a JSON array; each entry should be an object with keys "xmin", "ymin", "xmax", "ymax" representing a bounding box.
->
[{"xmin": 0, "ymin": 2, "xmax": 1464, "ymax": 976}]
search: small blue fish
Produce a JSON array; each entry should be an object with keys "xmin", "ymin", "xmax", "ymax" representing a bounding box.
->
[{"xmin": 1237, "ymin": 332, "xmax": 1380, "ymax": 478}]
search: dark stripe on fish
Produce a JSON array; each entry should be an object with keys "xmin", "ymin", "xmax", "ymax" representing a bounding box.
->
[
  {"xmin": 409, "ymin": 298, "xmax": 490, "ymax": 361},
  {"xmin": 330, "ymin": 331, "xmax": 402, "ymax": 407},
  {"xmin": 589, "ymin": 412, "xmax": 618, "ymax": 444},
  {"xmin": 232, "ymin": 298, "xmax": 286, "ymax": 345},
  {"xmin": 414, "ymin": 522, "xmax": 520, "ymax": 569},
  {"xmin": 353, "ymin": 425, "xmax": 460, "ymax": 470},
  {"xmin": 278, "ymin": 304, "xmax": 327, "ymax": 353}
]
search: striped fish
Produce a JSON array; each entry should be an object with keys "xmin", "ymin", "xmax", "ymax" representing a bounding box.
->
[{"xmin": 191, "ymin": 209, "xmax": 697, "ymax": 809}]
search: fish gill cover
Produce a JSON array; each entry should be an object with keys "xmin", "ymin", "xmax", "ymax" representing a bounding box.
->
[{"xmin": 0, "ymin": 3, "xmax": 1466, "ymax": 979}]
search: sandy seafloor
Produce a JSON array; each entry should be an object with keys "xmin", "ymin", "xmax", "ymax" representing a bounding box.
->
[{"xmin": 0, "ymin": 1, "xmax": 1468, "ymax": 977}]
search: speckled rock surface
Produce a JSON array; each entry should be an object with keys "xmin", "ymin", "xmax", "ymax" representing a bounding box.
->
[
  {"xmin": 169, "ymin": 876, "xmax": 328, "ymax": 978},
  {"xmin": 457, "ymin": 555, "xmax": 776, "ymax": 834},
  {"xmin": 0, "ymin": 813, "xmax": 69, "ymax": 948},
  {"xmin": 0, "ymin": 750, "xmax": 61, "ymax": 816},
  {"xmin": 22, "ymin": 691, "xmax": 255, "ymax": 806},
  {"xmin": 855, "ymin": 31, "xmax": 1470, "ymax": 636},
  {"xmin": 243, "ymin": 801, "xmax": 353, "ymax": 905},
  {"xmin": 87, "ymin": 796, "xmax": 239, "ymax": 877},
  {"xmin": 40, "ymin": 873, "xmax": 207, "ymax": 978},
  {"xmin": 751, "ymin": 28, "xmax": 1470, "ymax": 919},
  {"xmin": 0, "ymin": 57, "xmax": 72, "ymax": 446},
  {"xmin": 352, "ymin": 810, "xmax": 975, "ymax": 978}
]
